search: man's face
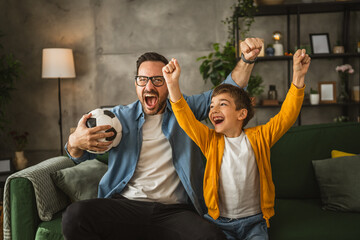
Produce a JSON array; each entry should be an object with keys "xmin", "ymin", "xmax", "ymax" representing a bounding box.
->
[{"xmin": 136, "ymin": 61, "xmax": 169, "ymax": 115}]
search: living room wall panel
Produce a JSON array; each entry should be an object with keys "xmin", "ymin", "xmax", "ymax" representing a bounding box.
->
[{"xmin": 0, "ymin": 0, "xmax": 358, "ymax": 164}]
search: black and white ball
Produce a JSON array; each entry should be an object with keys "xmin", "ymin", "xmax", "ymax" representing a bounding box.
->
[{"xmin": 86, "ymin": 108, "xmax": 122, "ymax": 154}]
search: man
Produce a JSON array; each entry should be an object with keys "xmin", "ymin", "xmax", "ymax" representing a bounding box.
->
[{"xmin": 62, "ymin": 38, "xmax": 262, "ymax": 240}]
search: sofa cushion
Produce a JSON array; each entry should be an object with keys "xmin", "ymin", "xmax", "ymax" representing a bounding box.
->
[
  {"xmin": 312, "ymin": 155, "xmax": 360, "ymax": 212},
  {"xmin": 35, "ymin": 212, "xmax": 63, "ymax": 240},
  {"xmin": 51, "ymin": 159, "xmax": 107, "ymax": 202},
  {"xmin": 270, "ymin": 122, "xmax": 360, "ymax": 199},
  {"xmin": 331, "ymin": 149, "xmax": 356, "ymax": 158},
  {"xmin": 269, "ymin": 198, "xmax": 360, "ymax": 240}
]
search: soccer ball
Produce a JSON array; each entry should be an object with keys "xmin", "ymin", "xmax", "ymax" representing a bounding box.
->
[{"xmin": 85, "ymin": 108, "xmax": 122, "ymax": 154}]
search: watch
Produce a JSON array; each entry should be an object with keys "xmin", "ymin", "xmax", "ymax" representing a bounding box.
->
[{"xmin": 241, "ymin": 53, "xmax": 257, "ymax": 64}]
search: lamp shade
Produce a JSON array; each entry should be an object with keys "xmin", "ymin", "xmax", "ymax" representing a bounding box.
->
[{"xmin": 42, "ymin": 48, "xmax": 76, "ymax": 78}]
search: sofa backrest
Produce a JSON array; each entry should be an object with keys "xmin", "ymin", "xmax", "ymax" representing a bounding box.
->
[{"xmin": 270, "ymin": 122, "xmax": 360, "ymax": 199}]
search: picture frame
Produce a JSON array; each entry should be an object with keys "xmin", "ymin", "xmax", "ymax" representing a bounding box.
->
[
  {"xmin": 0, "ymin": 158, "xmax": 14, "ymax": 188},
  {"xmin": 310, "ymin": 33, "xmax": 330, "ymax": 54},
  {"xmin": 319, "ymin": 81, "xmax": 337, "ymax": 103},
  {"xmin": 0, "ymin": 158, "xmax": 14, "ymax": 175}
]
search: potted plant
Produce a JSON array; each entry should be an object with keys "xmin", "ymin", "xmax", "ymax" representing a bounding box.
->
[
  {"xmin": 333, "ymin": 40, "xmax": 344, "ymax": 54},
  {"xmin": 247, "ymin": 74, "xmax": 264, "ymax": 105},
  {"xmin": 9, "ymin": 130, "xmax": 29, "ymax": 170},
  {"xmin": 223, "ymin": 0, "xmax": 257, "ymax": 42},
  {"xmin": 197, "ymin": 0, "xmax": 257, "ymax": 87},
  {"xmin": 310, "ymin": 88, "xmax": 319, "ymax": 105},
  {"xmin": 336, "ymin": 64, "xmax": 354, "ymax": 102},
  {"xmin": 0, "ymin": 31, "xmax": 22, "ymax": 131},
  {"xmin": 197, "ymin": 42, "xmax": 237, "ymax": 87}
]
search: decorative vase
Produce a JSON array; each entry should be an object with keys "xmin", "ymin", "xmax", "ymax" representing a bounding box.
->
[
  {"xmin": 14, "ymin": 151, "xmax": 28, "ymax": 170},
  {"xmin": 250, "ymin": 96, "xmax": 257, "ymax": 106},
  {"xmin": 273, "ymin": 42, "xmax": 284, "ymax": 56},
  {"xmin": 338, "ymin": 76, "xmax": 349, "ymax": 103},
  {"xmin": 265, "ymin": 47, "xmax": 275, "ymax": 56}
]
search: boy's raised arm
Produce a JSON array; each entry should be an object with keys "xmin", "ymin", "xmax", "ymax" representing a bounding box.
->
[
  {"xmin": 162, "ymin": 58, "xmax": 182, "ymax": 103},
  {"xmin": 292, "ymin": 49, "xmax": 311, "ymax": 88}
]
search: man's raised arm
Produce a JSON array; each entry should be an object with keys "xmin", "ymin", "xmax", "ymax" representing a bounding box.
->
[{"xmin": 231, "ymin": 38, "xmax": 263, "ymax": 88}]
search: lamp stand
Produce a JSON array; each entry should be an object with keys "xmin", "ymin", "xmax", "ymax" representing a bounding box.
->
[{"xmin": 58, "ymin": 77, "xmax": 63, "ymax": 155}]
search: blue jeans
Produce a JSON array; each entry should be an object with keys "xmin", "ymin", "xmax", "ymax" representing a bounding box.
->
[{"xmin": 204, "ymin": 213, "xmax": 268, "ymax": 240}]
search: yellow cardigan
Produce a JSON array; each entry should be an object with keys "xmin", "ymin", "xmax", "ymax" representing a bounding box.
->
[{"xmin": 171, "ymin": 84, "xmax": 304, "ymax": 227}]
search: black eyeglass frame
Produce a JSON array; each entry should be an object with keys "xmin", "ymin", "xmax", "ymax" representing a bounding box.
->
[{"xmin": 135, "ymin": 75, "xmax": 165, "ymax": 87}]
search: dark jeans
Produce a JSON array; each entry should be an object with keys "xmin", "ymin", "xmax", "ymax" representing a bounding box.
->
[{"xmin": 62, "ymin": 194, "xmax": 226, "ymax": 240}]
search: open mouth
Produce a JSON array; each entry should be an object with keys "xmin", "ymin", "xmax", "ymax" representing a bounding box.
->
[
  {"xmin": 144, "ymin": 93, "xmax": 159, "ymax": 109},
  {"xmin": 212, "ymin": 116, "xmax": 224, "ymax": 125}
]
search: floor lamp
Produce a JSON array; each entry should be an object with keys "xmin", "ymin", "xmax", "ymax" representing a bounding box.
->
[{"xmin": 42, "ymin": 48, "xmax": 76, "ymax": 155}]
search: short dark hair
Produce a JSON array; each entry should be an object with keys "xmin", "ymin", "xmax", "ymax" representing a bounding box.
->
[
  {"xmin": 136, "ymin": 52, "xmax": 168, "ymax": 74},
  {"xmin": 212, "ymin": 84, "xmax": 254, "ymax": 127}
]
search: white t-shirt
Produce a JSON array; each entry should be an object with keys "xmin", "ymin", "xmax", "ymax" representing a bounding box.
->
[
  {"xmin": 121, "ymin": 114, "xmax": 187, "ymax": 204},
  {"xmin": 218, "ymin": 132, "xmax": 261, "ymax": 218}
]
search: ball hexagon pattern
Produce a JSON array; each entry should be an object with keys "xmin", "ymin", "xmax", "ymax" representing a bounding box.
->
[{"xmin": 85, "ymin": 108, "xmax": 122, "ymax": 154}]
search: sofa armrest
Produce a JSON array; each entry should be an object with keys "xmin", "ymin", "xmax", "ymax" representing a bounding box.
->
[
  {"xmin": 3, "ymin": 156, "xmax": 75, "ymax": 240},
  {"xmin": 9, "ymin": 178, "xmax": 39, "ymax": 240}
]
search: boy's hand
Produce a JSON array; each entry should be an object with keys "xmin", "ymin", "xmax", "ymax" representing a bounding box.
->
[
  {"xmin": 292, "ymin": 49, "xmax": 311, "ymax": 88},
  {"xmin": 240, "ymin": 38, "xmax": 263, "ymax": 61},
  {"xmin": 293, "ymin": 49, "xmax": 311, "ymax": 78},
  {"xmin": 162, "ymin": 58, "xmax": 181, "ymax": 87},
  {"xmin": 162, "ymin": 58, "xmax": 182, "ymax": 102}
]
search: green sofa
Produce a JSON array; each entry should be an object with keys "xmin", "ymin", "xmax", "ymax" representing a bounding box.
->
[
  {"xmin": 268, "ymin": 122, "xmax": 360, "ymax": 239},
  {"xmin": 4, "ymin": 122, "xmax": 360, "ymax": 240}
]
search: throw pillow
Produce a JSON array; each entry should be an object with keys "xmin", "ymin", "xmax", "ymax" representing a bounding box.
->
[
  {"xmin": 312, "ymin": 155, "xmax": 360, "ymax": 212},
  {"xmin": 51, "ymin": 159, "xmax": 107, "ymax": 202},
  {"xmin": 331, "ymin": 150, "xmax": 356, "ymax": 158}
]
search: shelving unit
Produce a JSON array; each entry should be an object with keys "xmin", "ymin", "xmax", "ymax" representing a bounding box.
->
[{"xmin": 234, "ymin": 1, "xmax": 360, "ymax": 125}]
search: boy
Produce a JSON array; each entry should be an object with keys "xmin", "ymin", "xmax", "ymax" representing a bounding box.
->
[{"xmin": 162, "ymin": 49, "xmax": 311, "ymax": 240}]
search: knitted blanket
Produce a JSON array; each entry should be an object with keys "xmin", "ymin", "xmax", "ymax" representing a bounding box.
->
[{"xmin": 3, "ymin": 156, "xmax": 74, "ymax": 240}]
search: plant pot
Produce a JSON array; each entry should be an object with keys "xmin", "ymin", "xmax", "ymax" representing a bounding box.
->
[
  {"xmin": 14, "ymin": 151, "xmax": 28, "ymax": 170},
  {"xmin": 310, "ymin": 94, "xmax": 320, "ymax": 105},
  {"xmin": 333, "ymin": 46, "xmax": 344, "ymax": 54}
]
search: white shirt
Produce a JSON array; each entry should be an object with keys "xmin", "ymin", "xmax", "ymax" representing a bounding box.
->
[
  {"xmin": 121, "ymin": 114, "xmax": 187, "ymax": 204},
  {"xmin": 218, "ymin": 132, "xmax": 261, "ymax": 218}
]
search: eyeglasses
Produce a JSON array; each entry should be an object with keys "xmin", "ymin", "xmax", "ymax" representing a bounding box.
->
[{"xmin": 135, "ymin": 76, "xmax": 165, "ymax": 87}]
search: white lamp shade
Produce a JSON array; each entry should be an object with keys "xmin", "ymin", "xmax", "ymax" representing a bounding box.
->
[{"xmin": 42, "ymin": 48, "xmax": 76, "ymax": 78}]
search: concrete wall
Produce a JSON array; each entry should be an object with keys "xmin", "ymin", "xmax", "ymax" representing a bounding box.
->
[{"xmin": 0, "ymin": 0, "xmax": 359, "ymax": 163}]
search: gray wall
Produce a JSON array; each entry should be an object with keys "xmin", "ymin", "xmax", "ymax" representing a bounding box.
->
[{"xmin": 0, "ymin": 0, "xmax": 359, "ymax": 164}]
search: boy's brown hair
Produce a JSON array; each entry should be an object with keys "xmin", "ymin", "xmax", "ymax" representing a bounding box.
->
[{"xmin": 212, "ymin": 84, "xmax": 254, "ymax": 127}]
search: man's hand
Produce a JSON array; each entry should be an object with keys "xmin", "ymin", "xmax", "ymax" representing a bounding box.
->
[
  {"xmin": 292, "ymin": 49, "xmax": 311, "ymax": 88},
  {"xmin": 162, "ymin": 58, "xmax": 182, "ymax": 102},
  {"xmin": 67, "ymin": 113, "xmax": 114, "ymax": 157},
  {"xmin": 240, "ymin": 38, "xmax": 263, "ymax": 61},
  {"xmin": 232, "ymin": 38, "xmax": 263, "ymax": 88}
]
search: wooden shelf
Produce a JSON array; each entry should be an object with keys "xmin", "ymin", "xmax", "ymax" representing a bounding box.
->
[
  {"xmin": 254, "ymin": 101, "xmax": 360, "ymax": 109},
  {"xmin": 234, "ymin": 1, "xmax": 360, "ymax": 125},
  {"xmin": 235, "ymin": 1, "xmax": 360, "ymax": 17},
  {"xmin": 236, "ymin": 53, "xmax": 360, "ymax": 62}
]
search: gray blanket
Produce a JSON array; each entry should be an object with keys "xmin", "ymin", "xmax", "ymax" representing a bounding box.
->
[{"xmin": 3, "ymin": 156, "xmax": 74, "ymax": 240}]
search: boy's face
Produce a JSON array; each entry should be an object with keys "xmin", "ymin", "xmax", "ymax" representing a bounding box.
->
[{"xmin": 209, "ymin": 93, "xmax": 247, "ymax": 138}]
